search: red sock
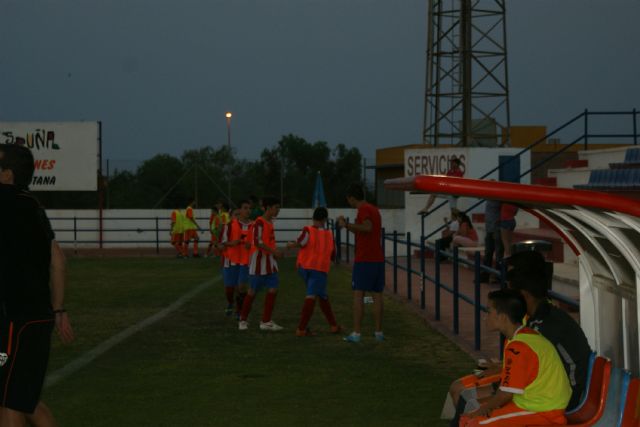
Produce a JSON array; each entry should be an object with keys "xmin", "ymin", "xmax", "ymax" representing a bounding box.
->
[
  {"xmin": 319, "ymin": 298, "xmax": 337, "ymax": 327},
  {"xmin": 240, "ymin": 293, "xmax": 255, "ymax": 321},
  {"xmin": 262, "ymin": 292, "xmax": 277, "ymax": 323},
  {"xmin": 193, "ymin": 241, "xmax": 199, "ymax": 256},
  {"xmin": 224, "ymin": 287, "xmax": 234, "ymax": 305},
  {"xmin": 236, "ymin": 292, "xmax": 247, "ymax": 313},
  {"xmin": 182, "ymin": 241, "xmax": 188, "ymax": 256},
  {"xmin": 297, "ymin": 298, "xmax": 316, "ymax": 331}
]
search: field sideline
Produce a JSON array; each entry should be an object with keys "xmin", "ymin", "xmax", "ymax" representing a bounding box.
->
[{"xmin": 43, "ymin": 257, "xmax": 472, "ymax": 426}]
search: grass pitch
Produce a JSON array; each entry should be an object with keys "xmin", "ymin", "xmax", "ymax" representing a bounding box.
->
[{"xmin": 44, "ymin": 257, "xmax": 472, "ymax": 426}]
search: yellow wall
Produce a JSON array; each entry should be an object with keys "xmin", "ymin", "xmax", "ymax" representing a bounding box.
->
[{"xmin": 505, "ymin": 126, "xmax": 631, "ymax": 153}]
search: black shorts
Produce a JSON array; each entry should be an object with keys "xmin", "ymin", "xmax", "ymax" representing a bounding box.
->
[{"xmin": 0, "ymin": 317, "xmax": 54, "ymax": 414}]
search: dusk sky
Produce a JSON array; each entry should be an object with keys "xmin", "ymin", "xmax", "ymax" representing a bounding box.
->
[{"xmin": 1, "ymin": 0, "xmax": 639, "ymax": 169}]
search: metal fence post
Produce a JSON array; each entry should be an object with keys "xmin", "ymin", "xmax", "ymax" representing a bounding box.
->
[
  {"xmin": 453, "ymin": 246, "xmax": 459, "ymax": 335},
  {"xmin": 155, "ymin": 217, "xmax": 160, "ymax": 255},
  {"xmin": 435, "ymin": 239, "xmax": 441, "ymax": 321},
  {"xmin": 633, "ymin": 108, "xmax": 638, "ymax": 146},
  {"xmin": 335, "ymin": 221, "xmax": 342, "ymax": 263},
  {"xmin": 474, "ymin": 251, "xmax": 482, "ymax": 351},
  {"xmin": 393, "ymin": 230, "xmax": 398, "ymax": 294},
  {"xmin": 584, "ymin": 109, "xmax": 589, "ymax": 150},
  {"xmin": 73, "ymin": 216, "xmax": 78, "ymax": 255},
  {"xmin": 420, "ymin": 237, "xmax": 426, "ymax": 310},
  {"xmin": 406, "ymin": 231, "xmax": 412, "ymax": 301}
]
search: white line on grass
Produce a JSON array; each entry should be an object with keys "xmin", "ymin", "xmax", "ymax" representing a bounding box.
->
[{"xmin": 45, "ymin": 277, "xmax": 220, "ymax": 388}]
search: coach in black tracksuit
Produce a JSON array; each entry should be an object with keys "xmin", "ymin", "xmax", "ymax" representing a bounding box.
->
[
  {"xmin": 0, "ymin": 144, "xmax": 74, "ymax": 426},
  {"xmin": 507, "ymin": 250, "xmax": 592, "ymax": 411}
]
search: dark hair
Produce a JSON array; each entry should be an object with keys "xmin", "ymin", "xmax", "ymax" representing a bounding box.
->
[
  {"xmin": 237, "ymin": 199, "xmax": 250, "ymax": 208},
  {"xmin": 346, "ymin": 182, "xmax": 364, "ymax": 201},
  {"xmin": 506, "ymin": 251, "xmax": 551, "ymax": 299},
  {"xmin": 262, "ymin": 195, "xmax": 279, "ymax": 209},
  {"xmin": 488, "ymin": 289, "xmax": 527, "ymax": 325},
  {"xmin": 451, "ymin": 158, "xmax": 461, "ymax": 166},
  {"xmin": 313, "ymin": 207, "xmax": 328, "ymax": 221},
  {"xmin": 210, "ymin": 206, "xmax": 219, "ymax": 212},
  {"xmin": 457, "ymin": 212, "xmax": 473, "ymax": 228},
  {"xmin": 0, "ymin": 144, "xmax": 35, "ymax": 190}
]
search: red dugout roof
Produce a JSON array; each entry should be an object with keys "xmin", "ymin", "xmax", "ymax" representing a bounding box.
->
[{"xmin": 384, "ymin": 175, "xmax": 640, "ymax": 217}]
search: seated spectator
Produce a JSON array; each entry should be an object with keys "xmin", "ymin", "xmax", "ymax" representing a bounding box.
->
[
  {"xmin": 459, "ymin": 289, "xmax": 571, "ymax": 426},
  {"xmin": 507, "ymin": 251, "xmax": 592, "ymax": 411},
  {"xmin": 435, "ymin": 209, "xmax": 460, "ymax": 261},
  {"xmin": 446, "ymin": 250, "xmax": 591, "ymax": 424},
  {"xmin": 452, "ymin": 213, "xmax": 479, "ymax": 248}
]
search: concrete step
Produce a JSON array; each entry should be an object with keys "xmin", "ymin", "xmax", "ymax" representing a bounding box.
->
[{"xmin": 563, "ymin": 159, "xmax": 589, "ymax": 168}]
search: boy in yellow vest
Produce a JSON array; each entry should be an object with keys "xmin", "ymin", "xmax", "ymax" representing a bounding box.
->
[
  {"xmin": 216, "ymin": 201, "xmax": 231, "ymax": 226},
  {"xmin": 459, "ymin": 289, "xmax": 571, "ymax": 426},
  {"xmin": 170, "ymin": 208, "xmax": 185, "ymax": 257},
  {"xmin": 182, "ymin": 198, "xmax": 201, "ymax": 258},
  {"xmin": 286, "ymin": 207, "xmax": 340, "ymax": 337},
  {"xmin": 206, "ymin": 205, "xmax": 222, "ymax": 258}
]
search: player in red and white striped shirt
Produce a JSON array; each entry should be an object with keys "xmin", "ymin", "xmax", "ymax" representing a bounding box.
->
[{"xmin": 238, "ymin": 196, "xmax": 284, "ymax": 331}]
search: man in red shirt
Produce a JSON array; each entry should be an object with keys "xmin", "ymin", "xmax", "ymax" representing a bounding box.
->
[
  {"xmin": 419, "ymin": 156, "xmax": 464, "ymax": 214},
  {"xmin": 337, "ymin": 183, "xmax": 385, "ymax": 343}
]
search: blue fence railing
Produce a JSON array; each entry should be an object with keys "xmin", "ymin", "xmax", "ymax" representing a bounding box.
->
[{"xmin": 332, "ymin": 220, "xmax": 580, "ymax": 353}]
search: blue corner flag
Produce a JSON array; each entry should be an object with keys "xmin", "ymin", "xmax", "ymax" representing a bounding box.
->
[{"xmin": 312, "ymin": 172, "xmax": 327, "ymax": 208}]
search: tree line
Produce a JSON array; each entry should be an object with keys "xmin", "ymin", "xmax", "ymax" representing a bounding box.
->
[{"xmin": 34, "ymin": 134, "xmax": 368, "ymax": 209}]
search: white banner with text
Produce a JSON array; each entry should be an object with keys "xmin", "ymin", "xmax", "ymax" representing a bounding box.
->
[{"xmin": 0, "ymin": 122, "xmax": 99, "ymax": 191}]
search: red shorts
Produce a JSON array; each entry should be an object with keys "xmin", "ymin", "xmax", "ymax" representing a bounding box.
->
[
  {"xmin": 171, "ymin": 233, "xmax": 183, "ymax": 245},
  {"xmin": 460, "ymin": 402, "xmax": 566, "ymax": 426},
  {"xmin": 183, "ymin": 229, "xmax": 199, "ymax": 241}
]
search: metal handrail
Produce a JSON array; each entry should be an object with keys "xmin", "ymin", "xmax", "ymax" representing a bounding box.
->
[
  {"xmin": 420, "ymin": 109, "xmax": 640, "ymax": 241},
  {"xmin": 338, "ymin": 226, "xmax": 579, "ymax": 353},
  {"xmin": 51, "ymin": 214, "xmax": 321, "ymax": 253}
]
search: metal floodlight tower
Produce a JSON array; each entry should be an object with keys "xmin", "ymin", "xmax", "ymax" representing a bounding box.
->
[{"xmin": 423, "ymin": 0, "xmax": 511, "ymax": 147}]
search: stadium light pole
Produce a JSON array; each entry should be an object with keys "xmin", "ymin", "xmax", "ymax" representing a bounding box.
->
[
  {"xmin": 225, "ymin": 112, "xmax": 232, "ymax": 205},
  {"xmin": 225, "ymin": 112, "xmax": 232, "ymax": 149}
]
